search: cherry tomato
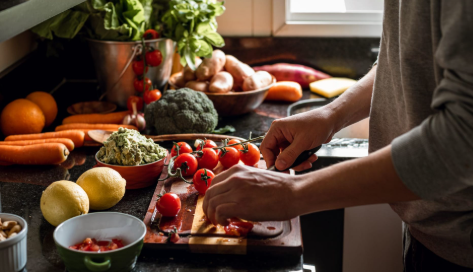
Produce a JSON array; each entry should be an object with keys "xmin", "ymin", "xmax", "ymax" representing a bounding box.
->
[
  {"xmin": 174, "ymin": 153, "xmax": 198, "ymax": 176},
  {"xmin": 224, "ymin": 218, "xmax": 254, "ymax": 237},
  {"xmin": 169, "ymin": 231, "xmax": 180, "ymax": 243},
  {"xmin": 146, "ymin": 49, "xmax": 163, "ymax": 67},
  {"xmin": 134, "ymin": 77, "xmax": 152, "ymax": 92},
  {"xmin": 143, "ymin": 29, "xmax": 160, "ymax": 39},
  {"xmin": 195, "ymin": 148, "xmax": 218, "ymax": 170},
  {"xmin": 144, "ymin": 89, "xmax": 162, "ymax": 104},
  {"xmin": 227, "ymin": 139, "xmax": 243, "ymax": 151},
  {"xmin": 132, "ymin": 60, "xmax": 148, "ymax": 75},
  {"xmin": 193, "ymin": 168, "xmax": 215, "ymax": 195},
  {"xmin": 127, "ymin": 95, "xmax": 144, "ymax": 112},
  {"xmin": 239, "ymin": 143, "xmax": 260, "ymax": 166},
  {"xmin": 171, "ymin": 142, "xmax": 193, "ymax": 157},
  {"xmin": 218, "ymin": 147, "xmax": 240, "ymax": 169},
  {"xmin": 195, "ymin": 139, "xmax": 217, "ymax": 151},
  {"xmin": 156, "ymin": 193, "xmax": 181, "ymax": 217}
]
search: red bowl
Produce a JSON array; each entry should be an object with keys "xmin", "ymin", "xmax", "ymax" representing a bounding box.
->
[{"xmin": 95, "ymin": 150, "xmax": 168, "ymax": 189}]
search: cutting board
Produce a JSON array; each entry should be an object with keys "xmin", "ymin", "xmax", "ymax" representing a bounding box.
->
[{"xmin": 143, "ymin": 154, "xmax": 303, "ymax": 255}]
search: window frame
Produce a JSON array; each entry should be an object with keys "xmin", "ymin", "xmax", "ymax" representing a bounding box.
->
[{"xmin": 272, "ymin": 0, "xmax": 383, "ymax": 37}]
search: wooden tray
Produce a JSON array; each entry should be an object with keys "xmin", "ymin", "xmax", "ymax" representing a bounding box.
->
[{"xmin": 143, "ymin": 154, "xmax": 303, "ymax": 255}]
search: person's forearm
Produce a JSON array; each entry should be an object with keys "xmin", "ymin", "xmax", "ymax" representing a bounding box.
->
[
  {"xmin": 325, "ymin": 66, "xmax": 377, "ymax": 132},
  {"xmin": 293, "ymin": 145, "xmax": 420, "ymax": 215}
]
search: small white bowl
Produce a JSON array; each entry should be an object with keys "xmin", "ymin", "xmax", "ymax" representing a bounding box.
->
[{"xmin": 0, "ymin": 213, "xmax": 28, "ymax": 272}]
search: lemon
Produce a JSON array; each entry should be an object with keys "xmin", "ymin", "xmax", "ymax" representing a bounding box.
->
[
  {"xmin": 76, "ymin": 167, "xmax": 126, "ymax": 210},
  {"xmin": 40, "ymin": 180, "xmax": 89, "ymax": 227}
]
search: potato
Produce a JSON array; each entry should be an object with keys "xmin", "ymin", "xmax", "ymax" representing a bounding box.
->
[
  {"xmin": 196, "ymin": 50, "xmax": 226, "ymax": 81},
  {"xmin": 185, "ymin": 81, "xmax": 210, "ymax": 92},
  {"xmin": 242, "ymin": 71, "xmax": 273, "ymax": 91},
  {"xmin": 170, "ymin": 73, "xmax": 186, "ymax": 88},
  {"xmin": 224, "ymin": 55, "xmax": 255, "ymax": 87},
  {"xmin": 183, "ymin": 58, "xmax": 203, "ymax": 82},
  {"xmin": 209, "ymin": 71, "xmax": 234, "ymax": 93}
]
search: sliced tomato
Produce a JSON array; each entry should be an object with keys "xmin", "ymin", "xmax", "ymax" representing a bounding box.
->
[{"xmin": 224, "ymin": 218, "xmax": 254, "ymax": 237}]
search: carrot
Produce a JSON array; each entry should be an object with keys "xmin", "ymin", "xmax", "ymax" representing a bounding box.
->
[
  {"xmin": 5, "ymin": 131, "xmax": 85, "ymax": 148},
  {"xmin": 265, "ymin": 81, "xmax": 303, "ymax": 102},
  {"xmin": 0, "ymin": 143, "xmax": 69, "ymax": 165},
  {"xmin": 55, "ymin": 124, "xmax": 138, "ymax": 132},
  {"xmin": 0, "ymin": 138, "xmax": 75, "ymax": 151},
  {"xmin": 62, "ymin": 111, "xmax": 129, "ymax": 125},
  {"xmin": 253, "ymin": 63, "xmax": 331, "ymax": 88}
]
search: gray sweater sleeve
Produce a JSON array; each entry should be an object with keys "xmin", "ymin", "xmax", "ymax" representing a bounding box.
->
[{"xmin": 391, "ymin": 1, "xmax": 473, "ymax": 199}]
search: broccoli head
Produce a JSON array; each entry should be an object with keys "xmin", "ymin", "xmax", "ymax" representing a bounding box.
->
[{"xmin": 145, "ymin": 88, "xmax": 218, "ymax": 135}]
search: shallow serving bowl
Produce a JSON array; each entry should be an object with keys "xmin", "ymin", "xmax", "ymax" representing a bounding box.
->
[
  {"xmin": 95, "ymin": 150, "xmax": 168, "ymax": 189},
  {"xmin": 169, "ymin": 72, "xmax": 276, "ymax": 116},
  {"xmin": 0, "ymin": 213, "xmax": 28, "ymax": 272},
  {"xmin": 54, "ymin": 212, "xmax": 146, "ymax": 272}
]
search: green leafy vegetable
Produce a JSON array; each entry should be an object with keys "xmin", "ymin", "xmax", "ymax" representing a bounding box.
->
[
  {"xmin": 161, "ymin": 0, "xmax": 225, "ymax": 68},
  {"xmin": 213, "ymin": 125, "xmax": 236, "ymax": 134}
]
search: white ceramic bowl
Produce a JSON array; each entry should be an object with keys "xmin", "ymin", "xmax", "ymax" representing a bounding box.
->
[
  {"xmin": 0, "ymin": 213, "xmax": 28, "ymax": 272},
  {"xmin": 54, "ymin": 212, "xmax": 146, "ymax": 272}
]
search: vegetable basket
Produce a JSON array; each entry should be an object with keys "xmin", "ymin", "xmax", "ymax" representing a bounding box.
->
[{"xmin": 88, "ymin": 38, "xmax": 175, "ymax": 108}]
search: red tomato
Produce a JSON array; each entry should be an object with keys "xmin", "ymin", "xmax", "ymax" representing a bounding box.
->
[
  {"xmin": 227, "ymin": 139, "xmax": 243, "ymax": 151},
  {"xmin": 156, "ymin": 193, "xmax": 181, "ymax": 217},
  {"xmin": 146, "ymin": 49, "xmax": 163, "ymax": 67},
  {"xmin": 169, "ymin": 232, "xmax": 180, "ymax": 243},
  {"xmin": 171, "ymin": 142, "xmax": 193, "ymax": 157},
  {"xmin": 239, "ymin": 143, "xmax": 261, "ymax": 166},
  {"xmin": 193, "ymin": 168, "xmax": 215, "ymax": 195},
  {"xmin": 132, "ymin": 60, "xmax": 148, "ymax": 75},
  {"xmin": 174, "ymin": 153, "xmax": 198, "ymax": 176},
  {"xmin": 218, "ymin": 147, "xmax": 240, "ymax": 169},
  {"xmin": 143, "ymin": 29, "xmax": 160, "ymax": 39},
  {"xmin": 127, "ymin": 95, "xmax": 144, "ymax": 112},
  {"xmin": 69, "ymin": 238, "xmax": 125, "ymax": 252},
  {"xmin": 195, "ymin": 148, "xmax": 218, "ymax": 170},
  {"xmin": 144, "ymin": 89, "xmax": 162, "ymax": 104},
  {"xmin": 134, "ymin": 77, "xmax": 152, "ymax": 92},
  {"xmin": 224, "ymin": 218, "xmax": 254, "ymax": 237},
  {"xmin": 195, "ymin": 139, "xmax": 217, "ymax": 151}
]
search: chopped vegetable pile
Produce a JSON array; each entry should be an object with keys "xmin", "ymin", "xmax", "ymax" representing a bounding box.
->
[{"xmin": 97, "ymin": 127, "xmax": 166, "ymax": 166}]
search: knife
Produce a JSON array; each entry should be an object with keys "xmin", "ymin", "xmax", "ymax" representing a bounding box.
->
[{"xmin": 267, "ymin": 145, "xmax": 322, "ymax": 172}]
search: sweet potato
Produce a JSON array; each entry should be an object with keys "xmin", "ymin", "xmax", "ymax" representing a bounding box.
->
[
  {"xmin": 209, "ymin": 71, "xmax": 234, "ymax": 93},
  {"xmin": 196, "ymin": 50, "xmax": 226, "ymax": 81},
  {"xmin": 253, "ymin": 63, "xmax": 331, "ymax": 88},
  {"xmin": 185, "ymin": 81, "xmax": 210, "ymax": 92},
  {"xmin": 265, "ymin": 81, "xmax": 303, "ymax": 102},
  {"xmin": 183, "ymin": 58, "xmax": 203, "ymax": 82},
  {"xmin": 172, "ymin": 73, "xmax": 187, "ymax": 88},
  {"xmin": 224, "ymin": 55, "xmax": 255, "ymax": 87},
  {"xmin": 242, "ymin": 71, "xmax": 273, "ymax": 92}
]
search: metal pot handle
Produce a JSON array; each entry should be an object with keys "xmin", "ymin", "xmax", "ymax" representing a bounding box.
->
[{"xmin": 99, "ymin": 44, "xmax": 143, "ymax": 101}]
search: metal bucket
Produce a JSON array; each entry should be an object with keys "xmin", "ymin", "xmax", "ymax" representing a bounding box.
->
[{"xmin": 88, "ymin": 38, "xmax": 175, "ymax": 107}]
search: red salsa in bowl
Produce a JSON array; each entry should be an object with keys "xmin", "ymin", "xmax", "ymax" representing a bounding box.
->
[{"xmin": 69, "ymin": 237, "xmax": 125, "ymax": 252}]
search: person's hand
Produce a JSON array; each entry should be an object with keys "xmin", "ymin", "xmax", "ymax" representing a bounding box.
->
[
  {"xmin": 262, "ymin": 108, "xmax": 337, "ymax": 171},
  {"xmin": 203, "ymin": 164, "xmax": 302, "ymax": 225}
]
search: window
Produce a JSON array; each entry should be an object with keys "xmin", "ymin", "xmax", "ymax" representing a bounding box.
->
[{"xmin": 273, "ymin": 0, "xmax": 384, "ymax": 37}]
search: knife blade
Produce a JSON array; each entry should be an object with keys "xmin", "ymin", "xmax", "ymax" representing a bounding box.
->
[{"xmin": 267, "ymin": 145, "xmax": 322, "ymax": 172}]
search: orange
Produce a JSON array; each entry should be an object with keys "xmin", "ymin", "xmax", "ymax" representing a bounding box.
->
[
  {"xmin": 1, "ymin": 99, "xmax": 45, "ymax": 136},
  {"xmin": 26, "ymin": 91, "xmax": 58, "ymax": 127}
]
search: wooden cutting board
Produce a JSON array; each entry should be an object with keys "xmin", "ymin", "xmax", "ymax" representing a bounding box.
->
[{"xmin": 143, "ymin": 153, "xmax": 302, "ymax": 255}]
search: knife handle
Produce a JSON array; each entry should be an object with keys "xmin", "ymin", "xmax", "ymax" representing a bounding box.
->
[{"xmin": 272, "ymin": 145, "xmax": 322, "ymax": 172}]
